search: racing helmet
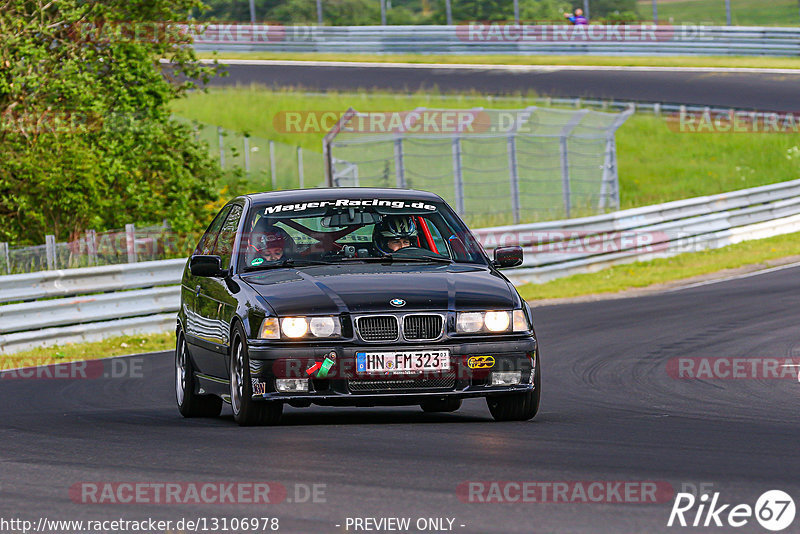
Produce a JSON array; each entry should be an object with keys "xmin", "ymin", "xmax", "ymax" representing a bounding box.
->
[
  {"xmin": 248, "ymin": 221, "xmax": 294, "ymax": 261},
  {"xmin": 373, "ymin": 215, "xmax": 418, "ymax": 254}
]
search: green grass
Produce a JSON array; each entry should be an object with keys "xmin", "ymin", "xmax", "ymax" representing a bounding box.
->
[
  {"xmin": 518, "ymin": 230, "xmax": 800, "ymax": 300},
  {"xmin": 0, "ymin": 333, "xmax": 175, "ymax": 368},
  {"xmin": 172, "ymin": 86, "xmax": 800, "ymax": 216},
  {"xmin": 638, "ymin": 0, "xmax": 800, "ymax": 26},
  {"xmin": 197, "ymin": 51, "xmax": 800, "ymax": 70}
]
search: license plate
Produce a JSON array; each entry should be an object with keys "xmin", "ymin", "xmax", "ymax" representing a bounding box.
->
[{"xmin": 356, "ymin": 350, "xmax": 450, "ymax": 374}]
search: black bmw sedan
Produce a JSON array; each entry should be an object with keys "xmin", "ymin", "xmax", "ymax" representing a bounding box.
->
[{"xmin": 176, "ymin": 188, "xmax": 540, "ymax": 426}]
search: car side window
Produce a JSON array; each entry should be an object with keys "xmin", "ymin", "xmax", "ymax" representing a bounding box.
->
[
  {"xmin": 195, "ymin": 206, "xmax": 231, "ymax": 256},
  {"xmin": 213, "ymin": 204, "xmax": 243, "ymax": 270}
]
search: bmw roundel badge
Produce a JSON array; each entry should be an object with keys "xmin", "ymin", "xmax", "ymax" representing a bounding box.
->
[{"xmin": 390, "ymin": 298, "xmax": 406, "ymax": 307}]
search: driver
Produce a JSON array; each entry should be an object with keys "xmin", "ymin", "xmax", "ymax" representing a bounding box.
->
[
  {"xmin": 246, "ymin": 225, "xmax": 292, "ymax": 263},
  {"xmin": 373, "ymin": 216, "xmax": 418, "ymax": 253}
]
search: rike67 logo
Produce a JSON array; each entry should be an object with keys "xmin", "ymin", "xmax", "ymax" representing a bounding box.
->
[{"xmin": 668, "ymin": 490, "xmax": 796, "ymax": 531}]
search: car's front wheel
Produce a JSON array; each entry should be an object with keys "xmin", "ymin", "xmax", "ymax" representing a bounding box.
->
[
  {"xmin": 230, "ymin": 325, "xmax": 283, "ymax": 426},
  {"xmin": 486, "ymin": 355, "xmax": 541, "ymax": 422},
  {"xmin": 176, "ymin": 330, "xmax": 223, "ymax": 418}
]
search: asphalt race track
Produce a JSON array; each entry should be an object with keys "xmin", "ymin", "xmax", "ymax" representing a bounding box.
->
[
  {"xmin": 2, "ymin": 266, "xmax": 799, "ymax": 533},
  {"xmin": 210, "ymin": 61, "xmax": 800, "ymax": 111}
]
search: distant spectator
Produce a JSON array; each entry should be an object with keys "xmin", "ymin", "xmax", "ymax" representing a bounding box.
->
[{"xmin": 564, "ymin": 8, "xmax": 588, "ymax": 25}]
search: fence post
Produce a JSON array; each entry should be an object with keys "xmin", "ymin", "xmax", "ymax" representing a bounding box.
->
[
  {"xmin": 559, "ymin": 136, "xmax": 571, "ymax": 219},
  {"xmin": 269, "ymin": 140, "xmax": 277, "ymax": 190},
  {"xmin": 217, "ymin": 127, "xmax": 225, "ymax": 169},
  {"xmin": 445, "ymin": 0, "xmax": 452, "ymax": 24},
  {"xmin": 451, "ymin": 137, "xmax": 465, "ymax": 216},
  {"xmin": 507, "ymin": 136, "xmax": 521, "ymax": 224},
  {"xmin": 297, "ymin": 146, "xmax": 305, "ymax": 189},
  {"xmin": 599, "ymin": 106, "xmax": 633, "ymax": 211},
  {"xmin": 558, "ymin": 110, "xmax": 589, "ymax": 219},
  {"xmin": 394, "ymin": 138, "xmax": 406, "ymax": 188},
  {"xmin": 126, "ymin": 224, "xmax": 137, "ymax": 263},
  {"xmin": 86, "ymin": 230, "xmax": 97, "ymax": 266},
  {"xmin": 45, "ymin": 234, "xmax": 56, "ymax": 270},
  {"xmin": 243, "ymin": 135, "xmax": 251, "ymax": 174},
  {"xmin": 0, "ymin": 242, "xmax": 9, "ymax": 274}
]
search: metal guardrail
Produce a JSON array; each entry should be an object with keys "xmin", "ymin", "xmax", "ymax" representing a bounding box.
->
[
  {"xmin": 0, "ymin": 259, "xmax": 186, "ymax": 354},
  {"xmin": 0, "ymin": 259, "xmax": 186, "ymax": 304},
  {"xmin": 2, "ymin": 178, "xmax": 800, "ymax": 352},
  {"xmin": 474, "ymin": 178, "xmax": 800, "ymax": 283},
  {"xmin": 191, "ymin": 24, "xmax": 800, "ymax": 56}
]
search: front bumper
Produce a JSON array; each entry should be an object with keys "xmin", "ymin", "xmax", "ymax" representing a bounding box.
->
[{"xmin": 246, "ymin": 337, "xmax": 537, "ymax": 406}]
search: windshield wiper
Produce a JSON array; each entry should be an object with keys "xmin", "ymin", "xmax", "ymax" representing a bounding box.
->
[
  {"xmin": 341, "ymin": 253, "xmax": 452, "ymax": 264},
  {"xmin": 243, "ymin": 258, "xmax": 337, "ymax": 272}
]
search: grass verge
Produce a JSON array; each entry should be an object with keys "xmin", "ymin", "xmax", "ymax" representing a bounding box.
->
[
  {"xmin": 0, "ymin": 333, "xmax": 175, "ymax": 368},
  {"xmin": 636, "ymin": 0, "xmax": 800, "ymax": 27},
  {"xmin": 196, "ymin": 51, "xmax": 800, "ymax": 70},
  {"xmin": 517, "ymin": 230, "xmax": 800, "ymax": 301}
]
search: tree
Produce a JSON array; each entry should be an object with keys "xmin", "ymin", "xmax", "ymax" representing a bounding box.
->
[{"xmin": 0, "ymin": 0, "xmax": 223, "ymax": 245}]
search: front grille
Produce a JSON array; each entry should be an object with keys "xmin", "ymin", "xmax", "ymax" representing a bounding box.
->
[
  {"xmin": 348, "ymin": 373, "xmax": 456, "ymax": 392},
  {"xmin": 403, "ymin": 315, "xmax": 443, "ymax": 341},
  {"xmin": 356, "ymin": 316, "xmax": 399, "ymax": 342}
]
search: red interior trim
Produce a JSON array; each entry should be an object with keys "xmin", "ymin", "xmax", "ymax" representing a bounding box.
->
[{"xmin": 417, "ymin": 217, "xmax": 439, "ymax": 254}]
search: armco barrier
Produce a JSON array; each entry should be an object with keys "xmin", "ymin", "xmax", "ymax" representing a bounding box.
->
[
  {"xmin": 475, "ymin": 178, "xmax": 800, "ymax": 283},
  {"xmin": 191, "ymin": 24, "xmax": 800, "ymax": 57},
  {"xmin": 2, "ymin": 179, "xmax": 800, "ymax": 352}
]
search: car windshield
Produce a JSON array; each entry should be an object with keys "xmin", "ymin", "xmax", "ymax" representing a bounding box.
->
[{"xmin": 238, "ymin": 197, "xmax": 488, "ymax": 272}]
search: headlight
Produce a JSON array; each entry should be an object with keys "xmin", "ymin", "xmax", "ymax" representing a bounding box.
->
[
  {"xmin": 266, "ymin": 316, "xmax": 342, "ymax": 340},
  {"xmin": 281, "ymin": 317, "xmax": 309, "ymax": 338},
  {"xmin": 309, "ymin": 317, "xmax": 336, "ymax": 337},
  {"xmin": 484, "ymin": 311, "xmax": 510, "ymax": 332},
  {"xmin": 456, "ymin": 312, "xmax": 484, "ymax": 333},
  {"xmin": 456, "ymin": 310, "xmax": 530, "ymax": 334}
]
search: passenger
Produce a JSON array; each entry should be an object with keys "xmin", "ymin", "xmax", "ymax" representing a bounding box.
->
[
  {"xmin": 373, "ymin": 216, "xmax": 419, "ymax": 253},
  {"xmin": 246, "ymin": 225, "xmax": 292, "ymax": 263}
]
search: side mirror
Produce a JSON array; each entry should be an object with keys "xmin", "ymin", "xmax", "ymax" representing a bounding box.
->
[
  {"xmin": 190, "ymin": 255, "xmax": 227, "ymax": 278},
  {"xmin": 492, "ymin": 246, "xmax": 523, "ymax": 269}
]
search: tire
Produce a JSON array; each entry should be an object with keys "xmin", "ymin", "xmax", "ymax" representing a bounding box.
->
[
  {"xmin": 230, "ymin": 324, "xmax": 283, "ymax": 426},
  {"xmin": 486, "ymin": 354, "xmax": 541, "ymax": 422},
  {"xmin": 176, "ymin": 330, "xmax": 223, "ymax": 418},
  {"xmin": 420, "ymin": 398, "xmax": 462, "ymax": 413}
]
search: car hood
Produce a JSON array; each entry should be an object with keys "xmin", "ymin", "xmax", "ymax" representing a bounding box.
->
[{"xmin": 241, "ymin": 263, "xmax": 518, "ymax": 316}]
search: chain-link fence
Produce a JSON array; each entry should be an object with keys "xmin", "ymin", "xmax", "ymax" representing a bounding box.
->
[
  {"xmin": 178, "ymin": 118, "xmax": 325, "ymax": 191},
  {"xmin": 0, "ymin": 224, "xmax": 186, "ymax": 275},
  {"xmin": 324, "ymin": 107, "xmax": 632, "ymax": 227}
]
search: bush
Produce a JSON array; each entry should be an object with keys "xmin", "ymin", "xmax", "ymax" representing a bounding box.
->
[{"xmin": 0, "ymin": 0, "xmax": 223, "ymax": 245}]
